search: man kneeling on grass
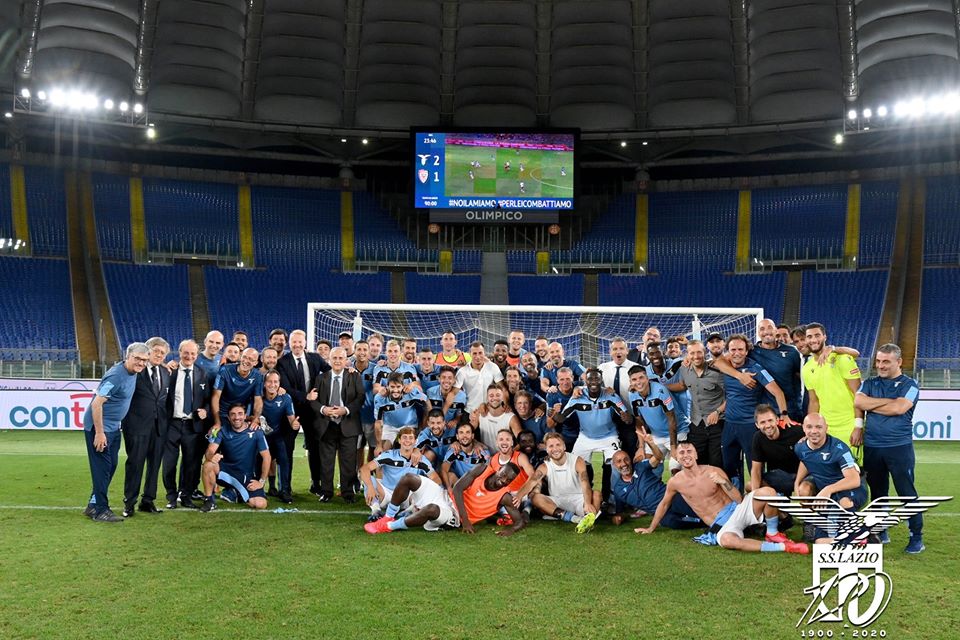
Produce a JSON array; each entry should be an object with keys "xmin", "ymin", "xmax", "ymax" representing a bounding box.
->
[
  {"xmin": 635, "ymin": 440, "xmax": 808, "ymax": 554},
  {"xmin": 200, "ymin": 404, "xmax": 270, "ymax": 512}
]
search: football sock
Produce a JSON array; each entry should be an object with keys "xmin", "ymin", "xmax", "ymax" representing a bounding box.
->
[
  {"xmin": 385, "ymin": 503, "xmax": 401, "ymax": 518},
  {"xmin": 766, "ymin": 515, "xmax": 779, "ymax": 535},
  {"xmin": 761, "ymin": 542, "xmax": 785, "ymax": 553},
  {"xmin": 388, "ymin": 517, "xmax": 408, "ymax": 531}
]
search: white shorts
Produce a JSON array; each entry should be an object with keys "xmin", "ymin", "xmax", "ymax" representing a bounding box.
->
[
  {"xmin": 380, "ymin": 424, "xmax": 414, "ymax": 444},
  {"xmin": 364, "ymin": 478, "xmax": 408, "ymax": 511},
  {"xmin": 572, "ymin": 433, "xmax": 620, "ymax": 464},
  {"xmin": 408, "ymin": 477, "xmax": 459, "ymax": 531},
  {"xmin": 717, "ymin": 491, "xmax": 764, "ymax": 541},
  {"xmin": 548, "ymin": 492, "xmax": 586, "ymax": 516},
  {"xmin": 645, "ymin": 434, "xmax": 681, "ymax": 472}
]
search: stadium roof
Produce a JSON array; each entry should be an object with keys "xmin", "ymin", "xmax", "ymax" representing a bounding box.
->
[{"xmin": 2, "ymin": 0, "xmax": 960, "ymax": 168}]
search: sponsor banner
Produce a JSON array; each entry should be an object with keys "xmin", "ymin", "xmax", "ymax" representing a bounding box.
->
[
  {"xmin": 0, "ymin": 379, "xmax": 99, "ymax": 430},
  {"xmin": 430, "ymin": 208, "xmax": 559, "ymax": 224},
  {"xmin": 913, "ymin": 389, "xmax": 959, "ymax": 440}
]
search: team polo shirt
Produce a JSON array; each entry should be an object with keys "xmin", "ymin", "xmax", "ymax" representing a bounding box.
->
[
  {"xmin": 540, "ymin": 359, "xmax": 585, "ymax": 387},
  {"xmin": 752, "ymin": 425, "xmax": 804, "ymax": 473},
  {"xmin": 750, "ymin": 343, "xmax": 803, "ymax": 418},
  {"xmin": 214, "ymin": 364, "xmax": 264, "ymax": 418},
  {"xmin": 611, "ymin": 459, "xmax": 666, "ymax": 513},
  {"xmin": 416, "ymin": 427, "xmax": 457, "ymax": 461},
  {"xmin": 426, "ymin": 385, "xmax": 467, "ymax": 424},
  {"xmin": 209, "ymin": 425, "xmax": 269, "ymax": 478},
  {"xmin": 560, "ymin": 390, "xmax": 625, "ymax": 439},
  {"xmin": 374, "ymin": 450, "xmax": 434, "ymax": 491},
  {"xmin": 83, "ymin": 362, "xmax": 138, "ymax": 432},
  {"xmin": 646, "ymin": 359, "xmax": 691, "ymax": 426},
  {"xmin": 374, "ymin": 389, "xmax": 427, "ymax": 428},
  {"xmin": 801, "ymin": 353, "xmax": 860, "ymax": 428},
  {"xmin": 629, "ymin": 382, "xmax": 684, "ymax": 439},
  {"xmin": 520, "ymin": 414, "xmax": 550, "ymax": 443},
  {"xmin": 416, "ymin": 365, "xmax": 441, "ymax": 392},
  {"xmin": 195, "ymin": 353, "xmax": 221, "ymax": 379},
  {"xmin": 546, "ymin": 389, "xmax": 578, "ymax": 441},
  {"xmin": 358, "ymin": 361, "xmax": 377, "ymax": 423},
  {"xmin": 443, "ymin": 446, "xmax": 488, "ymax": 478},
  {"xmin": 722, "ymin": 362, "xmax": 775, "ymax": 424},
  {"xmin": 795, "ymin": 435, "xmax": 861, "ymax": 487},
  {"xmin": 858, "ymin": 374, "xmax": 920, "ymax": 448},
  {"xmin": 373, "ymin": 362, "xmax": 418, "ymax": 388},
  {"xmin": 260, "ymin": 393, "xmax": 295, "ymax": 431}
]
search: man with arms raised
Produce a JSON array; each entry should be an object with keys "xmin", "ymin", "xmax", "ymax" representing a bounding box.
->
[
  {"xmin": 855, "ymin": 343, "xmax": 925, "ymax": 552},
  {"xmin": 794, "ymin": 413, "xmax": 868, "ymax": 543},
  {"xmin": 636, "ymin": 441, "xmax": 808, "ymax": 554},
  {"xmin": 199, "ymin": 404, "xmax": 270, "ymax": 512},
  {"xmin": 515, "ymin": 432, "xmax": 600, "ymax": 531}
]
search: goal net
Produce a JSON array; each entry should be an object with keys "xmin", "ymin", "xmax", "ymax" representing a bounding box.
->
[{"xmin": 308, "ymin": 304, "xmax": 763, "ymax": 366}]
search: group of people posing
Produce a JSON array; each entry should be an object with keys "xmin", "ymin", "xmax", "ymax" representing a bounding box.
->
[{"xmin": 80, "ymin": 320, "xmax": 926, "ymax": 555}]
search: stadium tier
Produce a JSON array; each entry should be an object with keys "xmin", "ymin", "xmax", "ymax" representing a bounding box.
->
[
  {"xmin": 205, "ymin": 268, "xmax": 391, "ymax": 346},
  {"xmin": 508, "ymin": 274, "xmax": 584, "ymax": 306},
  {"xmin": 798, "ymin": 269, "xmax": 889, "ymax": 369},
  {"xmin": 23, "ymin": 165, "xmax": 67, "ymax": 257},
  {"xmin": 917, "ymin": 267, "xmax": 960, "ymax": 369},
  {"xmin": 103, "ymin": 263, "xmax": 193, "ymax": 350},
  {"xmin": 406, "ymin": 273, "xmax": 481, "ymax": 305},
  {"xmin": 453, "ymin": 249, "xmax": 482, "ymax": 273},
  {"xmin": 649, "ymin": 190, "xmax": 739, "ymax": 271},
  {"xmin": 0, "ymin": 164, "xmax": 11, "ymax": 239},
  {"xmin": 751, "ymin": 184, "xmax": 847, "ymax": 263},
  {"xmin": 858, "ymin": 181, "xmax": 899, "ymax": 268},
  {"xmin": 142, "ymin": 178, "xmax": 240, "ymax": 257},
  {"xmin": 92, "ymin": 173, "xmax": 132, "ymax": 261},
  {"xmin": 569, "ymin": 194, "xmax": 635, "ymax": 257},
  {"xmin": 506, "ymin": 249, "xmax": 538, "ymax": 274},
  {"xmin": 352, "ymin": 191, "xmax": 430, "ymax": 263},
  {"xmin": 0, "ymin": 256, "xmax": 76, "ymax": 359},
  {"xmin": 925, "ymin": 175, "xmax": 960, "ymax": 265},
  {"xmin": 251, "ymin": 185, "xmax": 341, "ymax": 270}
]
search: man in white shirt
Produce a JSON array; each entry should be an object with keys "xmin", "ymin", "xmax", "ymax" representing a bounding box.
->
[
  {"xmin": 455, "ymin": 341, "xmax": 504, "ymax": 412},
  {"xmin": 598, "ymin": 337, "xmax": 640, "ymax": 402}
]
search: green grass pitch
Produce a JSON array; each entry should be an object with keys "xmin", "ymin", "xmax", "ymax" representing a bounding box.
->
[
  {"xmin": 1, "ymin": 431, "xmax": 958, "ymax": 639},
  {"xmin": 444, "ymin": 144, "xmax": 574, "ymax": 199}
]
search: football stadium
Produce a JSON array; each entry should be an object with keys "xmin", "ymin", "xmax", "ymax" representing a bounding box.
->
[{"xmin": 1, "ymin": 2, "xmax": 959, "ymax": 639}]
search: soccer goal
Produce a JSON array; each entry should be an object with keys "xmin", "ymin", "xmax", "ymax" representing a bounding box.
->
[{"xmin": 308, "ymin": 303, "xmax": 763, "ymax": 366}]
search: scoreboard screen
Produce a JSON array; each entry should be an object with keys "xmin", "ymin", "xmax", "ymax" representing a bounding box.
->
[{"xmin": 412, "ymin": 130, "xmax": 576, "ymax": 211}]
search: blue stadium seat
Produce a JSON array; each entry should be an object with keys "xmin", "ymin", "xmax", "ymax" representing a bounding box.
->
[
  {"xmin": 649, "ymin": 190, "xmax": 739, "ymax": 272},
  {"xmin": 0, "ymin": 165, "xmax": 12, "ymax": 240},
  {"xmin": 92, "ymin": 173, "xmax": 132, "ymax": 260},
  {"xmin": 0, "ymin": 256, "xmax": 76, "ymax": 357},
  {"xmin": 798, "ymin": 270, "xmax": 889, "ymax": 369},
  {"xmin": 406, "ymin": 273, "xmax": 480, "ymax": 305},
  {"xmin": 104, "ymin": 263, "xmax": 194, "ymax": 349},
  {"xmin": 24, "ymin": 166, "xmax": 68, "ymax": 257},
  {"xmin": 858, "ymin": 181, "xmax": 898, "ymax": 268},
  {"xmin": 558, "ymin": 194, "xmax": 636, "ymax": 265},
  {"xmin": 916, "ymin": 267, "xmax": 960, "ymax": 369},
  {"xmin": 751, "ymin": 184, "xmax": 847, "ymax": 262},
  {"xmin": 143, "ymin": 178, "xmax": 240, "ymax": 256},
  {"xmin": 506, "ymin": 250, "xmax": 538, "ymax": 274},
  {"xmin": 924, "ymin": 175, "xmax": 960, "ymax": 265}
]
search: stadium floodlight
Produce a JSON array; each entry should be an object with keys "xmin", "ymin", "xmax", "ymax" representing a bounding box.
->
[
  {"xmin": 641, "ymin": 141, "xmax": 648, "ymax": 146},
  {"xmin": 103, "ymin": 99, "xmax": 114, "ymax": 110},
  {"xmin": 119, "ymin": 101, "xmax": 129, "ymax": 112},
  {"xmin": 361, "ymin": 138, "xmax": 368, "ymax": 145},
  {"xmin": 133, "ymin": 102, "xmax": 143, "ymax": 114},
  {"xmin": 908, "ymin": 98, "xmax": 925, "ymax": 117},
  {"xmin": 3, "ymin": 112, "xmax": 11, "ymax": 119},
  {"xmin": 945, "ymin": 93, "xmax": 960, "ymax": 115},
  {"xmin": 81, "ymin": 93, "xmax": 98, "ymax": 110},
  {"xmin": 36, "ymin": 90, "xmax": 46, "ymax": 101},
  {"xmin": 862, "ymin": 108, "xmax": 872, "ymax": 119},
  {"xmin": 894, "ymin": 101, "xmax": 908, "ymax": 117},
  {"xmin": 834, "ymin": 133, "xmax": 844, "ymax": 145},
  {"xmin": 50, "ymin": 88, "xmax": 66, "ymax": 107},
  {"xmin": 20, "ymin": 88, "xmax": 30, "ymax": 99},
  {"xmin": 620, "ymin": 141, "xmax": 627, "ymax": 147},
  {"xmin": 307, "ymin": 303, "xmax": 765, "ymax": 368},
  {"xmin": 847, "ymin": 109, "xmax": 857, "ymax": 120},
  {"xmin": 877, "ymin": 105, "xmax": 888, "ymax": 117},
  {"xmin": 340, "ymin": 138, "xmax": 347, "ymax": 143},
  {"xmin": 146, "ymin": 127, "xmax": 156, "ymax": 140}
]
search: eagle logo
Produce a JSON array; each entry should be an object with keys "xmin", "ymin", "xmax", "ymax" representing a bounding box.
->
[{"xmin": 755, "ymin": 495, "xmax": 951, "ymax": 548}]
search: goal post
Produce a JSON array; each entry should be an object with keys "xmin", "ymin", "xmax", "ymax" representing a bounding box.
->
[{"xmin": 307, "ymin": 303, "xmax": 763, "ymax": 365}]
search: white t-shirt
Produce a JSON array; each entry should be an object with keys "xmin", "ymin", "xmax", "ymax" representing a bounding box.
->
[{"xmin": 456, "ymin": 361, "xmax": 504, "ymax": 412}]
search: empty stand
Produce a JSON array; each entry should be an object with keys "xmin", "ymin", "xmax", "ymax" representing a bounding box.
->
[
  {"xmin": 924, "ymin": 175, "xmax": 960, "ymax": 265},
  {"xmin": 798, "ymin": 269, "xmax": 889, "ymax": 368},
  {"xmin": 92, "ymin": 173, "xmax": 132, "ymax": 261},
  {"xmin": 751, "ymin": 184, "xmax": 847, "ymax": 262},
  {"xmin": 251, "ymin": 185, "xmax": 341, "ymax": 270},
  {"xmin": 0, "ymin": 164, "xmax": 11, "ymax": 239},
  {"xmin": 23, "ymin": 166, "xmax": 67, "ymax": 257},
  {"xmin": 103, "ymin": 263, "xmax": 194, "ymax": 350},
  {"xmin": 648, "ymin": 190, "xmax": 739, "ymax": 272},
  {"xmin": 916, "ymin": 267, "xmax": 960, "ymax": 369},
  {"xmin": 0, "ymin": 256, "xmax": 76, "ymax": 359},
  {"xmin": 406, "ymin": 273, "xmax": 480, "ymax": 305},
  {"xmin": 858, "ymin": 181, "xmax": 899, "ymax": 268},
  {"xmin": 556, "ymin": 194, "xmax": 635, "ymax": 265},
  {"xmin": 142, "ymin": 178, "xmax": 240, "ymax": 257}
]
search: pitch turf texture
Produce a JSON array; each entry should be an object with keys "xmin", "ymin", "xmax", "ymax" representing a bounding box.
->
[
  {"xmin": 444, "ymin": 144, "xmax": 574, "ymax": 198},
  {"xmin": 1, "ymin": 432, "xmax": 958, "ymax": 640}
]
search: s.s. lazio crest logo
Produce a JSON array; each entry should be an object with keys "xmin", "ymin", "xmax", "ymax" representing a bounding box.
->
[{"xmin": 757, "ymin": 495, "xmax": 951, "ymax": 628}]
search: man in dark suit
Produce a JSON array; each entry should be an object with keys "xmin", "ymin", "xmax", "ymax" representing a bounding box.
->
[
  {"xmin": 163, "ymin": 339, "xmax": 211, "ymax": 509},
  {"xmin": 309, "ymin": 347, "xmax": 363, "ymax": 502},
  {"xmin": 275, "ymin": 329, "xmax": 330, "ymax": 495},
  {"xmin": 121, "ymin": 337, "xmax": 171, "ymax": 517}
]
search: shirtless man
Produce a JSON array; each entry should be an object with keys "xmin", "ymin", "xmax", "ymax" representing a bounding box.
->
[{"xmin": 635, "ymin": 441, "xmax": 808, "ymax": 554}]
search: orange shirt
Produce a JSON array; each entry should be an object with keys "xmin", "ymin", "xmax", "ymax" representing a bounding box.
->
[
  {"xmin": 489, "ymin": 449, "xmax": 528, "ymax": 492},
  {"xmin": 451, "ymin": 466, "xmax": 513, "ymax": 524},
  {"xmin": 437, "ymin": 350, "xmax": 468, "ymax": 368}
]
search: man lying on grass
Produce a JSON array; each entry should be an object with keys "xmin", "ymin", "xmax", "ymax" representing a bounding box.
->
[{"xmin": 635, "ymin": 440, "xmax": 808, "ymax": 554}]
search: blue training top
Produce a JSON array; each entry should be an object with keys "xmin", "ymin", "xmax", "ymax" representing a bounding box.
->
[
  {"xmin": 214, "ymin": 364, "xmax": 264, "ymax": 418},
  {"xmin": 83, "ymin": 362, "xmax": 138, "ymax": 432},
  {"xmin": 859, "ymin": 374, "xmax": 920, "ymax": 449}
]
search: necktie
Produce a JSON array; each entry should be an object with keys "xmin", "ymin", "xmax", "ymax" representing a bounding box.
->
[
  {"xmin": 152, "ymin": 366, "xmax": 160, "ymax": 394},
  {"xmin": 613, "ymin": 365, "xmax": 622, "ymax": 398},
  {"xmin": 182, "ymin": 368, "xmax": 193, "ymax": 416},
  {"xmin": 330, "ymin": 375, "xmax": 342, "ymax": 423},
  {"xmin": 295, "ymin": 357, "xmax": 306, "ymax": 391}
]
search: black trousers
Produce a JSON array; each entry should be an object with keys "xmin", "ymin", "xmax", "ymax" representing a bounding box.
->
[
  {"xmin": 163, "ymin": 418, "xmax": 206, "ymax": 501},
  {"xmin": 122, "ymin": 424, "xmax": 164, "ymax": 507},
  {"xmin": 318, "ymin": 422, "xmax": 359, "ymax": 497},
  {"xmin": 302, "ymin": 423, "xmax": 324, "ymax": 489},
  {"xmin": 688, "ymin": 418, "xmax": 724, "ymax": 468}
]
